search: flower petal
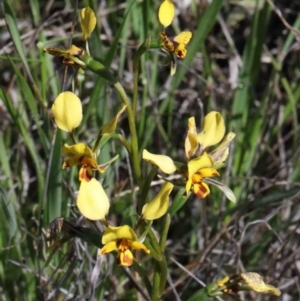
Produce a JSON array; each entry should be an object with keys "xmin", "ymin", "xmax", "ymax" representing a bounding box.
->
[
  {"xmin": 196, "ymin": 111, "xmax": 225, "ymax": 150},
  {"xmin": 143, "ymin": 150, "xmax": 177, "ymax": 174},
  {"xmin": 158, "ymin": 0, "xmax": 175, "ymax": 27},
  {"xmin": 62, "ymin": 143, "xmax": 94, "ymax": 158},
  {"xmin": 43, "ymin": 45, "xmax": 83, "ymax": 58},
  {"xmin": 204, "ymin": 178, "xmax": 236, "ymax": 203},
  {"xmin": 117, "ymin": 249, "xmax": 134, "ymax": 266},
  {"xmin": 142, "ymin": 182, "xmax": 174, "ymax": 220},
  {"xmin": 62, "ymin": 156, "xmax": 83, "ymax": 168},
  {"xmin": 80, "ymin": 7, "xmax": 97, "ymax": 41},
  {"xmin": 185, "ymin": 117, "xmax": 199, "ymax": 159},
  {"xmin": 77, "ymin": 178, "xmax": 110, "ymax": 220},
  {"xmin": 52, "ymin": 92, "xmax": 82, "ymax": 132},
  {"xmin": 209, "ymin": 132, "xmax": 236, "ymax": 166},
  {"xmin": 102, "ymin": 225, "xmax": 138, "ymax": 244},
  {"xmin": 131, "ymin": 241, "xmax": 150, "ymax": 254},
  {"xmin": 193, "ymin": 182, "xmax": 210, "ymax": 198},
  {"xmin": 188, "ymin": 153, "xmax": 213, "ymax": 179},
  {"xmin": 185, "ymin": 179, "xmax": 192, "ymax": 195},
  {"xmin": 99, "ymin": 241, "xmax": 117, "ymax": 255},
  {"xmin": 78, "ymin": 166, "xmax": 93, "ymax": 182},
  {"xmin": 199, "ymin": 167, "xmax": 219, "ymax": 178},
  {"xmin": 239, "ymin": 273, "xmax": 281, "ymax": 296}
]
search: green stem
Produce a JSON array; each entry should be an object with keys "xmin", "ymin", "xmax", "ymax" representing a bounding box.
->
[
  {"xmin": 147, "ymin": 227, "xmax": 162, "ymax": 256},
  {"xmin": 132, "ymin": 70, "xmax": 139, "ymax": 120},
  {"xmin": 159, "ymin": 213, "xmax": 170, "ymax": 251},
  {"xmin": 131, "ymin": 260, "xmax": 152, "ymax": 298},
  {"xmin": 114, "ymin": 82, "xmax": 143, "ymax": 188},
  {"xmin": 151, "ymin": 262, "xmax": 161, "ymax": 301},
  {"xmin": 158, "ymin": 255, "xmax": 168, "ymax": 295},
  {"xmin": 92, "ymin": 133, "xmax": 102, "ymax": 153},
  {"xmin": 139, "ymin": 165, "xmax": 158, "ymax": 213},
  {"xmin": 132, "ymin": 36, "xmax": 151, "ymax": 120},
  {"xmin": 85, "ymin": 40, "xmax": 90, "ymax": 56},
  {"xmin": 147, "ymin": 228, "xmax": 168, "ymax": 299},
  {"xmin": 116, "ymin": 133, "xmax": 132, "ymax": 154}
]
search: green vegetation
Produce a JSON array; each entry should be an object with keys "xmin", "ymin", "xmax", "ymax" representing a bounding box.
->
[{"xmin": 0, "ymin": 0, "xmax": 299, "ymax": 300}]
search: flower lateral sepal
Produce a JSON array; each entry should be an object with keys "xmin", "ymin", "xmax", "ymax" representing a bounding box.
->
[
  {"xmin": 141, "ymin": 182, "xmax": 174, "ymax": 221},
  {"xmin": 77, "ymin": 178, "xmax": 110, "ymax": 220},
  {"xmin": 51, "ymin": 92, "xmax": 83, "ymax": 132}
]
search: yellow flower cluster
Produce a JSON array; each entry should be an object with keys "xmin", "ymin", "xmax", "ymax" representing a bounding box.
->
[{"xmin": 144, "ymin": 112, "xmax": 236, "ymax": 202}]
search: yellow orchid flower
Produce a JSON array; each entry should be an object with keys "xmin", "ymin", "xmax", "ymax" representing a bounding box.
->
[
  {"xmin": 143, "ymin": 150, "xmax": 224, "ymax": 200},
  {"xmin": 143, "ymin": 112, "xmax": 236, "ymax": 202},
  {"xmin": 77, "ymin": 178, "xmax": 110, "ymax": 220},
  {"xmin": 99, "ymin": 225, "xmax": 150, "ymax": 266},
  {"xmin": 216, "ymin": 272, "xmax": 281, "ymax": 297},
  {"xmin": 62, "ymin": 143, "xmax": 106, "ymax": 181},
  {"xmin": 51, "ymin": 91, "xmax": 83, "ymax": 132},
  {"xmin": 44, "ymin": 45, "xmax": 84, "ymax": 65},
  {"xmin": 160, "ymin": 31, "xmax": 192, "ymax": 59},
  {"xmin": 158, "ymin": 0, "xmax": 192, "ymax": 75},
  {"xmin": 185, "ymin": 153, "xmax": 219, "ymax": 198}
]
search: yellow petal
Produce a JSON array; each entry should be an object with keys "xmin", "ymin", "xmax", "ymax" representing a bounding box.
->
[
  {"xmin": 192, "ymin": 182, "xmax": 210, "ymax": 198},
  {"xmin": 158, "ymin": 0, "xmax": 175, "ymax": 27},
  {"xmin": 174, "ymin": 43, "xmax": 187, "ymax": 59},
  {"xmin": 185, "ymin": 179, "xmax": 192, "ymax": 195},
  {"xmin": 199, "ymin": 167, "xmax": 219, "ymax": 178},
  {"xmin": 117, "ymin": 249, "xmax": 134, "ymax": 266},
  {"xmin": 239, "ymin": 273, "xmax": 281, "ymax": 296},
  {"xmin": 43, "ymin": 45, "xmax": 83, "ymax": 58},
  {"xmin": 143, "ymin": 150, "xmax": 177, "ymax": 174},
  {"xmin": 101, "ymin": 104, "xmax": 127, "ymax": 135},
  {"xmin": 142, "ymin": 182, "xmax": 174, "ymax": 220},
  {"xmin": 67, "ymin": 45, "xmax": 84, "ymax": 56},
  {"xmin": 78, "ymin": 166, "xmax": 93, "ymax": 182},
  {"xmin": 102, "ymin": 225, "xmax": 138, "ymax": 244},
  {"xmin": 52, "ymin": 92, "xmax": 83, "ymax": 132},
  {"xmin": 173, "ymin": 31, "xmax": 192, "ymax": 45},
  {"xmin": 99, "ymin": 241, "xmax": 117, "ymax": 255},
  {"xmin": 131, "ymin": 241, "xmax": 150, "ymax": 254},
  {"xmin": 62, "ymin": 156, "xmax": 82, "ymax": 168},
  {"xmin": 209, "ymin": 132, "xmax": 236, "ymax": 165},
  {"xmin": 196, "ymin": 111, "xmax": 225, "ymax": 150},
  {"xmin": 188, "ymin": 153, "xmax": 213, "ymax": 179},
  {"xmin": 77, "ymin": 178, "xmax": 110, "ymax": 220},
  {"xmin": 62, "ymin": 143, "xmax": 93, "ymax": 158},
  {"xmin": 185, "ymin": 117, "xmax": 198, "ymax": 159},
  {"xmin": 80, "ymin": 7, "xmax": 97, "ymax": 41}
]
